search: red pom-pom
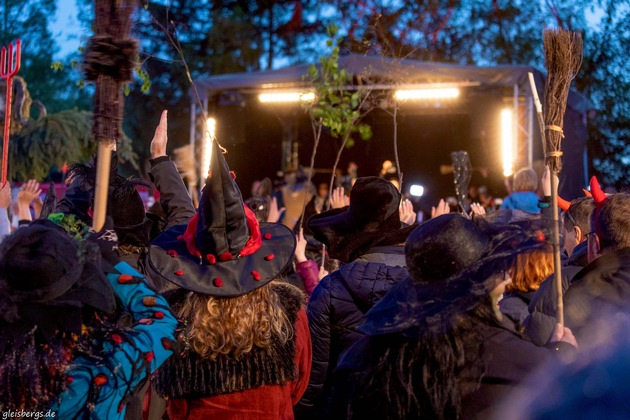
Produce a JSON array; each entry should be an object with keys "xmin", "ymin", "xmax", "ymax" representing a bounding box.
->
[
  {"xmin": 117, "ymin": 274, "xmax": 133, "ymax": 284},
  {"xmin": 66, "ymin": 376, "xmax": 74, "ymax": 385},
  {"xmin": 143, "ymin": 297, "xmax": 157, "ymax": 306},
  {"xmin": 206, "ymin": 254, "xmax": 217, "ymax": 265},
  {"xmin": 213, "ymin": 277, "xmax": 224, "ymax": 287},
  {"xmin": 177, "ymin": 235, "xmax": 184, "ymax": 241},
  {"xmin": 94, "ymin": 374, "xmax": 108, "ymax": 386},
  {"xmin": 536, "ymin": 230, "xmax": 545, "ymax": 242},
  {"xmin": 111, "ymin": 334, "xmax": 123, "ymax": 345},
  {"xmin": 264, "ymin": 254, "xmax": 275, "ymax": 261},
  {"xmin": 175, "ymin": 270, "xmax": 184, "ymax": 276},
  {"xmin": 251, "ymin": 270, "xmax": 261, "ymax": 281},
  {"xmin": 144, "ymin": 352, "xmax": 155, "ymax": 363},
  {"xmin": 167, "ymin": 250, "xmax": 178, "ymax": 257},
  {"xmin": 230, "ymin": 171, "xmax": 237, "ymax": 179},
  {"xmin": 263, "ymin": 232, "xmax": 272, "ymax": 240},
  {"xmin": 161, "ymin": 338, "xmax": 172, "ymax": 350},
  {"xmin": 219, "ymin": 252, "xmax": 233, "ymax": 261},
  {"xmin": 153, "ymin": 311, "xmax": 165, "ymax": 320}
]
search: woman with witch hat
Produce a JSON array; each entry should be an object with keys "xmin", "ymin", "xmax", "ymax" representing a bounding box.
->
[
  {"xmin": 296, "ymin": 176, "xmax": 416, "ymax": 418},
  {"xmin": 0, "ymin": 217, "xmax": 178, "ymax": 418},
  {"xmin": 331, "ymin": 213, "xmax": 577, "ymax": 419},
  {"xmin": 147, "ymin": 138, "xmax": 311, "ymax": 419}
]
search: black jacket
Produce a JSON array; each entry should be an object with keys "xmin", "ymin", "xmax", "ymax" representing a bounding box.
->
[
  {"xmin": 564, "ymin": 247, "xmax": 630, "ymax": 350},
  {"xmin": 499, "ymin": 290, "xmax": 535, "ymax": 330},
  {"xmin": 331, "ymin": 315, "xmax": 572, "ymax": 419},
  {"xmin": 521, "ymin": 241, "xmax": 589, "ymax": 345},
  {"xmin": 295, "ymin": 245, "xmax": 408, "ymax": 418},
  {"xmin": 122, "ymin": 156, "xmax": 196, "ymax": 272}
]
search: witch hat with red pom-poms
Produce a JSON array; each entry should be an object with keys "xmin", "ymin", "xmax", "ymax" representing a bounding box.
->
[{"xmin": 147, "ymin": 139, "xmax": 296, "ymax": 297}]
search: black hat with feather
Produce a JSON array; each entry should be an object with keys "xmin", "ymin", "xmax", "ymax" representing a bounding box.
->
[{"xmin": 64, "ymin": 151, "xmax": 152, "ymax": 246}]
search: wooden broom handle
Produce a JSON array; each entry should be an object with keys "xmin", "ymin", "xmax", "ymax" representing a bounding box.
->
[{"xmin": 91, "ymin": 142, "xmax": 112, "ymax": 232}]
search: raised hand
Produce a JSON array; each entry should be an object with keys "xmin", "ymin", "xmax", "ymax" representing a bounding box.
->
[
  {"xmin": 267, "ymin": 196, "xmax": 286, "ymax": 223},
  {"xmin": 17, "ymin": 180, "xmax": 42, "ymax": 221},
  {"xmin": 431, "ymin": 198, "xmax": 450, "ymax": 219},
  {"xmin": 329, "ymin": 187, "xmax": 349, "ymax": 209},
  {"xmin": 295, "ymin": 228, "xmax": 307, "ymax": 263},
  {"xmin": 470, "ymin": 202, "xmax": 486, "ymax": 216},
  {"xmin": 151, "ymin": 110, "xmax": 168, "ymax": 159},
  {"xmin": 399, "ymin": 198, "xmax": 416, "ymax": 225},
  {"xmin": 0, "ymin": 182, "xmax": 10, "ymax": 210},
  {"xmin": 541, "ymin": 165, "xmax": 559, "ymax": 197},
  {"xmin": 32, "ymin": 194, "xmax": 43, "ymax": 219}
]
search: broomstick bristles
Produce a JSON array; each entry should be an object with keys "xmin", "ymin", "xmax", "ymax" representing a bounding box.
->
[{"xmin": 543, "ymin": 29, "xmax": 583, "ymax": 173}]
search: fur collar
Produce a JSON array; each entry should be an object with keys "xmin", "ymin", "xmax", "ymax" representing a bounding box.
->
[{"xmin": 153, "ymin": 282, "xmax": 305, "ymax": 399}]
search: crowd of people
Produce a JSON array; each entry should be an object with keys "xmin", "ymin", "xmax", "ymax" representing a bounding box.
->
[{"xmin": 0, "ymin": 109, "xmax": 629, "ymax": 419}]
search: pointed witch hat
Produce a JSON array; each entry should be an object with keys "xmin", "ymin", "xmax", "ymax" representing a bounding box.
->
[
  {"xmin": 147, "ymin": 139, "xmax": 296, "ymax": 296},
  {"xmin": 38, "ymin": 184, "xmax": 58, "ymax": 220}
]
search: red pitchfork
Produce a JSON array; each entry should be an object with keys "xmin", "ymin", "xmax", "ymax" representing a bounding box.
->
[{"xmin": 1, "ymin": 39, "xmax": 21, "ymax": 186}]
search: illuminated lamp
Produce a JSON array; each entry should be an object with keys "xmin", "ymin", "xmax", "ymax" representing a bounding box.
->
[
  {"xmin": 202, "ymin": 117, "xmax": 216, "ymax": 179},
  {"xmin": 258, "ymin": 91, "xmax": 315, "ymax": 103},
  {"xmin": 409, "ymin": 184, "xmax": 424, "ymax": 197},
  {"xmin": 394, "ymin": 88, "xmax": 460, "ymax": 100},
  {"xmin": 501, "ymin": 109, "xmax": 514, "ymax": 177}
]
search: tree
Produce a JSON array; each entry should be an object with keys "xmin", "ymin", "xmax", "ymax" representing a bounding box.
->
[
  {"xmin": 577, "ymin": 0, "xmax": 629, "ymax": 189},
  {"xmin": 317, "ymin": 0, "xmax": 628, "ymax": 189},
  {"xmin": 304, "ymin": 25, "xmax": 374, "ymax": 205},
  {"xmin": 35, "ymin": 0, "xmax": 626, "ymax": 188},
  {"xmin": 118, "ymin": 0, "xmax": 326, "ymax": 177},
  {"xmin": 0, "ymin": 0, "xmax": 88, "ymax": 114}
]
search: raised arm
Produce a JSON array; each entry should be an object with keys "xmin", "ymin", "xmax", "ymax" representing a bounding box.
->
[{"xmin": 148, "ymin": 110, "xmax": 196, "ymax": 231}]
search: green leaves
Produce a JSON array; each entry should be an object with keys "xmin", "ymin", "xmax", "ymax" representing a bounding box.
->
[{"xmin": 303, "ymin": 24, "xmax": 373, "ymax": 144}]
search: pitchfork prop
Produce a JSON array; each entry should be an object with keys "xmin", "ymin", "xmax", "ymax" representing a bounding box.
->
[{"xmin": 1, "ymin": 39, "xmax": 21, "ymax": 186}]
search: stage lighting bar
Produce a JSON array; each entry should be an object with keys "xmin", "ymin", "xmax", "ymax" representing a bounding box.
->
[
  {"xmin": 258, "ymin": 91, "xmax": 315, "ymax": 103},
  {"xmin": 394, "ymin": 88, "xmax": 460, "ymax": 100}
]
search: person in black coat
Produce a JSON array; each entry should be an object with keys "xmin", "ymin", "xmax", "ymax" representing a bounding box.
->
[
  {"xmin": 562, "ymin": 181, "xmax": 630, "ymax": 351},
  {"xmin": 522, "ymin": 196, "xmax": 595, "ymax": 345},
  {"xmin": 331, "ymin": 213, "xmax": 577, "ymax": 419},
  {"xmin": 56, "ymin": 110, "xmax": 196, "ymax": 273},
  {"xmin": 295, "ymin": 176, "xmax": 415, "ymax": 418}
]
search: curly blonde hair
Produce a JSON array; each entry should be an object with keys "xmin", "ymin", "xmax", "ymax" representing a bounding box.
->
[
  {"xmin": 506, "ymin": 246, "xmax": 554, "ymax": 293},
  {"xmin": 178, "ymin": 282, "xmax": 293, "ymax": 361}
]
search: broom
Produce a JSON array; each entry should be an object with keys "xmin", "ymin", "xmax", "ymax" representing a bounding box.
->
[
  {"xmin": 450, "ymin": 151, "xmax": 472, "ymax": 216},
  {"xmin": 543, "ymin": 28, "xmax": 583, "ymax": 327},
  {"xmin": 84, "ymin": 0, "xmax": 138, "ymax": 231}
]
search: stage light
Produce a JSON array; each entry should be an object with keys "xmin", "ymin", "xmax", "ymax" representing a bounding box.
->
[
  {"xmin": 394, "ymin": 88, "xmax": 460, "ymax": 100},
  {"xmin": 409, "ymin": 184, "xmax": 424, "ymax": 197},
  {"xmin": 258, "ymin": 91, "xmax": 315, "ymax": 103},
  {"xmin": 501, "ymin": 109, "xmax": 514, "ymax": 177},
  {"xmin": 202, "ymin": 117, "xmax": 216, "ymax": 179}
]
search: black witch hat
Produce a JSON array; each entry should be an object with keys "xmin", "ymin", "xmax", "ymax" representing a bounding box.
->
[
  {"xmin": 148, "ymin": 140, "xmax": 296, "ymax": 297},
  {"xmin": 38, "ymin": 184, "xmax": 58, "ymax": 220},
  {"xmin": 360, "ymin": 212, "xmax": 549, "ymax": 338}
]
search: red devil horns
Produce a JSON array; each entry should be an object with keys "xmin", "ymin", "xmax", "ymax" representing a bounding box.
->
[
  {"xmin": 557, "ymin": 195, "xmax": 571, "ymax": 212},
  {"xmin": 582, "ymin": 188, "xmax": 592, "ymax": 198},
  {"xmin": 590, "ymin": 176, "xmax": 607, "ymax": 208}
]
